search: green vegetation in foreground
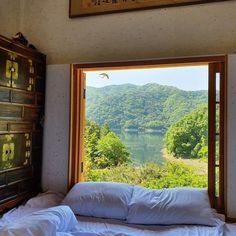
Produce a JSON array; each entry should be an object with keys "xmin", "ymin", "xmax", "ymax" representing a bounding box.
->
[
  {"xmin": 164, "ymin": 104, "xmax": 208, "ymax": 159},
  {"xmin": 84, "ymin": 120, "xmax": 130, "ymax": 169},
  {"xmin": 85, "ymin": 161, "xmax": 207, "ymax": 189},
  {"xmin": 84, "ymin": 119, "xmax": 207, "ymax": 189}
]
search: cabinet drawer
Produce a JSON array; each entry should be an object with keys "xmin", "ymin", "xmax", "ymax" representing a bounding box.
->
[{"xmin": 12, "ymin": 90, "xmax": 35, "ymax": 105}]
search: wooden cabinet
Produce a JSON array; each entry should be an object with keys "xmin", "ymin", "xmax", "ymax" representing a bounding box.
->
[{"xmin": 0, "ymin": 35, "xmax": 46, "ymax": 212}]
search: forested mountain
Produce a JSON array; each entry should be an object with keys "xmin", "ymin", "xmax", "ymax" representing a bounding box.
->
[{"xmin": 86, "ymin": 83, "xmax": 208, "ymax": 131}]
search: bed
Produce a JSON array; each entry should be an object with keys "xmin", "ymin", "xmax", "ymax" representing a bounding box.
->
[{"xmin": 0, "ymin": 182, "xmax": 236, "ymax": 236}]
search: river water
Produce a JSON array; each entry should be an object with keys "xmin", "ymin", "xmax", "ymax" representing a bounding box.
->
[{"xmin": 116, "ymin": 132, "xmax": 165, "ymax": 165}]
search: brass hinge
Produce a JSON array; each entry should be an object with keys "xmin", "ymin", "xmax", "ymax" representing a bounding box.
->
[
  {"xmin": 81, "ymin": 162, "xmax": 84, "ymax": 173},
  {"xmin": 83, "ymin": 88, "xmax": 86, "ymax": 99}
]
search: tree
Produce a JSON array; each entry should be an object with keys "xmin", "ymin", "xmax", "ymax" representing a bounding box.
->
[
  {"xmin": 164, "ymin": 104, "xmax": 208, "ymax": 158},
  {"xmin": 84, "ymin": 120, "xmax": 130, "ymax": 170},
  {"xmin": 100, "ymin": 123, "xmax": 110, "ymax": 137},
  {"xmin": 84, "ymin": 120, "xmax": 100, "ymax": 164},
  {"xmin": 95, "ymin": 132, "xmax": 130, "ymax": 168}
]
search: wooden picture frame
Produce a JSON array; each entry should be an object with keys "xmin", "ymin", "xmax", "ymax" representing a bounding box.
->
[{"xmin": 69, "ymin": 0, "xmax": 230, "ymax": 18}]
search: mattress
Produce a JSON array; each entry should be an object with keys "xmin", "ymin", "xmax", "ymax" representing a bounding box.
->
[
  {"xmin": 0, "ymin": 191, "xmax": 236, "ymax": 236},
  {"xmin": 71, "ymin": 215, "xmax": 225, "ymax": 236}
]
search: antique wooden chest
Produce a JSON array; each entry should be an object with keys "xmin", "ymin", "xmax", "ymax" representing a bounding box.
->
[{"xmin": 0, "ymin": 35, "xmax": 46, "ymax": 212}]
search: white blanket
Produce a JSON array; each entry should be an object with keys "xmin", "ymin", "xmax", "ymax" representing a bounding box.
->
[
  {"xmin": 1, "ymin": 206, "xmax": 236, "ymax": 236},
  {"xmin": 0, "ymin": 192, "xmax": 236, "ymax": 236},
  {"xmin": 70, "ymin": 215, "xmax": 225, "ymax": 236},
  {"xmin": 0, "ymin": 206, "xmax": 77, "ymax": 236}
]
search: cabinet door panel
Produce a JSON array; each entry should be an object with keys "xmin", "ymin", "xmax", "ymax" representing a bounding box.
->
[
  {"xmin": 0, "ymin": 49, "xmax": 11, "ymax": 87},
  {"xmin": 12, "ymin": 57, "xmax": 33, "ymax": 91},
  {"xmin": 0, "ymin": 133, "xmax": 31, "ymax": 171}
]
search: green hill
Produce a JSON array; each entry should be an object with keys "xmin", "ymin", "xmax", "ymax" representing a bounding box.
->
[{"xmin": 86, "ymin": 83, "xmax": 208, "ymax": 131}]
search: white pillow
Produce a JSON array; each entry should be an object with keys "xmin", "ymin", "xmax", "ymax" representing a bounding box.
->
[
  {"xmin": 127, "ymin": 186, "xmax": 217, "ymax": 226},
  {"xmin": 62, "ymin": 182, "xmax": 133, "ymax": 220}
]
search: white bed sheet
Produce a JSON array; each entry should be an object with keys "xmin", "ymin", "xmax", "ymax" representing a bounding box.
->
[
  {"xmin": 70, "ymin": 215, "xmax": 225, "ymax": 236},
  {"xmin": 0, "ymin": 191, "xmax": 236, "ymax": 236}
]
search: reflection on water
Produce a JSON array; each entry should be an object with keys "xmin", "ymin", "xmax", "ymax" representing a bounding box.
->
[{"xmin": 115, "ymin": 131, "xmax": 165, "ymax": 165}]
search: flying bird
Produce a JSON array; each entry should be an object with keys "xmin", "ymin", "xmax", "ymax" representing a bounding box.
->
[{"xmin": 99, "ymin": 73, "xmax": 109, "ymax": 80}]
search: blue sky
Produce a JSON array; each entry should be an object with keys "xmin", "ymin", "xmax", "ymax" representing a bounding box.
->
[{"xmin": 85, "ymin": 65, "xmax": 208, "ymax": 91}]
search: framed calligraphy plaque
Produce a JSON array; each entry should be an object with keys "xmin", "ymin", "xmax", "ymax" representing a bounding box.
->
[{"xmin": 69, "ymin": 0, "xmax": 230, "ymax": 18}]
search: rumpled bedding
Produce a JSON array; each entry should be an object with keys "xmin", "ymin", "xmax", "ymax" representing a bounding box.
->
[
  {"xmin": 1, "ymin": 205, "xmax": 234, "ymax": 236},
  {"xmin": 0, "ymin": 205, "xmax": 77, "ymax": 236},
  {"xmin": 0, "ymin": 191, "xmax": 64, "ymax": 227},
  {"xmin": 0, "ymin": 191, "xmax": 236, "ymax": 236},
  {"xmin": 72, "ymin": 215, "xmax": 225, "ymax": 236}
]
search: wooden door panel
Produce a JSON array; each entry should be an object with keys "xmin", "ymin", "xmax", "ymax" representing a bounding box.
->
[
  {"xmin": 0, "ymin": 49, "xmax": 11, "ymax": 87},
  {"xmin": 0, "ymin": 133, "xmax": 31, "ymax": 171},
  {"xmin": 12, "ymin": 57, "xmax": 32, "ymax": 91}
]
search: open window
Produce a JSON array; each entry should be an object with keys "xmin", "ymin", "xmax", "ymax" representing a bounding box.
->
[{"xmin": 69, "ymin": 56, "xmax": 226, "ymax": 213}]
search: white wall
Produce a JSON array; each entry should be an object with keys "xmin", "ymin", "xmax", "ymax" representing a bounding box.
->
[
  {"xmin": 42, "ymin": 65, "xmax": 70, "ymax": 194},
  {"xmin": 20, "ymin": 0, "xmax": 236, "ymax": 64},
  {"xmin": 0, "ymin": 0, "xmax": 22, "ymax": 38},
  {"xmin": 227, "ymin": 54, "xmax": 236, "ymax": 218}
]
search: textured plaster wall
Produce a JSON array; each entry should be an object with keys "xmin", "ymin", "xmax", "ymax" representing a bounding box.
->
[
  {"xmin": 21, "ymin": 0, "xmax": 236, "ymax": 64},
  {"xmin": 0, "ymin": 0, "xmax": 22, "ymax": 38},
  {"xmin": 42, "ymin": 65, "xmax": 70, "ymax": 194},
  {"xmin": 227, "ymin": 54, "xmax": 236, "ymax": 218}
]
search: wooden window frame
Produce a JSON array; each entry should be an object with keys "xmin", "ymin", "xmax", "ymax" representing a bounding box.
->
[{"xmin": 69, "ymin": 55, "xmax": 227, "ymax": 213}]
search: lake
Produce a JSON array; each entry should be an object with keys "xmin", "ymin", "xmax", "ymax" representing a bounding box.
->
[{"xmin": 116, "ymin": 132, "xmax": 165, "ymax": 165}]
